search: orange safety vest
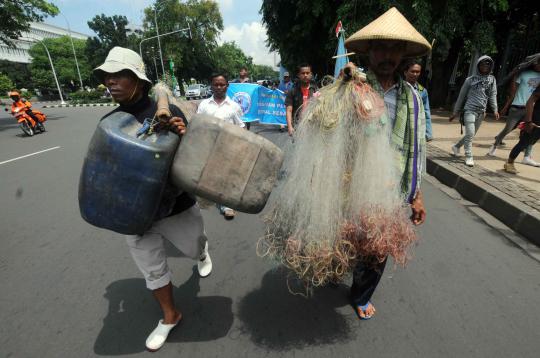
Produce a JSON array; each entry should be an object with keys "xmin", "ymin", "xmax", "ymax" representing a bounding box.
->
[{"xmin": 11, "ymin": 99, "xmax": 31, "ymax": 114}]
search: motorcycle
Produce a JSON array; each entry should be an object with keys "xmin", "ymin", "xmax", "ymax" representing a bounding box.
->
[{"xmin": 5, "ymin": 103, "xmax": 47, "ymax": 136}]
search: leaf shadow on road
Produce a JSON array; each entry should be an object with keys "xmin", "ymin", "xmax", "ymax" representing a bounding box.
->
[
  {"xmin": 237, "ymin": 268, "xmax": 355, "ymax": 351},
  {"xmin": 94, "ymin": 262, "xmax": 233, "ymax": 355}
]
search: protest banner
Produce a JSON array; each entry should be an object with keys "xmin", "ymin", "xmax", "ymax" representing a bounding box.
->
[{"xmin": 227, "ymin": 83, "xmax": 287, "ymax": 125}]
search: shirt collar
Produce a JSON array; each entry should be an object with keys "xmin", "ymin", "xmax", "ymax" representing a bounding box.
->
[{"xmin": 210, "ymin": 96, "xmax": 232, "ymax": 106}]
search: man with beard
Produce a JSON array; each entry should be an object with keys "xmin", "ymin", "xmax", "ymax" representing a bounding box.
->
[{"xmin": 344, "ymin": 7, "xmax": 429, "ymax": 319}]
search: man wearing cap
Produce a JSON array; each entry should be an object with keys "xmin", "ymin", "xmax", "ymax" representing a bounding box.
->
[
  {"xmin": 94, "ymin": 47, "xmax": 212, "ymax": 351},
  {"xmin": 278, "ymin": 72, "xmax": 293, "ymax": 93},
  {"xmin": 344, "ymin": 7, "xmax": 429, "ymax": 319}
]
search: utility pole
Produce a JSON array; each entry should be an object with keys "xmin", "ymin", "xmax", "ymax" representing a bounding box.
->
[
  {"xmin": 150, "ymin": 47, "xmax": 159, "ymax": 82},
  {"xmin": 23, "ymin": 38, "xmax": 65, "ymax": 105},
  {"xmin": 153, "ymin": 5, "xmax": 166, "ymax": 78},
  {"xmin": 60, "ymin": 12, "xmax": 84, "ymax": 90}
]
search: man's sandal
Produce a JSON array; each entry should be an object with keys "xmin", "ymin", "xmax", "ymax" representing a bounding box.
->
[
  {"xmin": 145, "ymin": 317, "xmax": 182, "ymax": 352},
  {"xmin": 355, "ymin": 301, "xmax": 375, "ymax": 320}
]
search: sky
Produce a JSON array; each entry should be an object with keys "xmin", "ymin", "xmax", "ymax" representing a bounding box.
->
[{"xmin": 44, "ymin": 0, "xmax": 279, "ymax": 67}]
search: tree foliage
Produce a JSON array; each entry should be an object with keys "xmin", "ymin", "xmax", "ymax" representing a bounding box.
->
[
  {"xmin": 213, "ymin": 41, "xmax": 252, "ymax": 79},
  {"xmin": 251, "ymin": 64, "xmax": 279, "ymax": 81},
  {"xmin": 261, "ymin": 0, "xmax": 339, "ymax": 76},
  {"xmin": 85, "ymin": 14, "xmax": 141, "ymax": 72},
  {"xmin": 0, "ymin": 73, "xmax": 14, "ymax": 95},
  {"xmin": 28, "ymin": 36, "xmax": 91, "ymax": 90},
  {"xmin": 262, "ymin": 0, "xmax": 538, "ymax": 105},
  {"xmin": 141, "ymin": 0, "xmax": 223, "ymax": 84},
  {"xmin": 0, "ymin": 0, "xmax": 58, "ymax": 47},
  {"xmin": 0, "ymin": 60, "xmax": 33, "ymax": 89}
]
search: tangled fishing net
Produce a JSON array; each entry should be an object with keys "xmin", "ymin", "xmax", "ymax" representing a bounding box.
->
[{"xmin": 258, "ymin": 70, "xmax": 419, "ymax": 292}]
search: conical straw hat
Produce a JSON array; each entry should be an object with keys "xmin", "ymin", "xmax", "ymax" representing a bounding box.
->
[{"xmin": 345, "ymin": 7, "xmax": 431, "ymax": 57}]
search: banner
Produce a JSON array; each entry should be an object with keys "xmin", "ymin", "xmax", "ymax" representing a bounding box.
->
[{"xmin": 227, "ymin": 83, "xmax": 287, "ymax": 125}]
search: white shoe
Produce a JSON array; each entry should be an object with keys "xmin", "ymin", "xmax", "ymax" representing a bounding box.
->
[
  {"xmin": 522, "ymin": 157, "xmax": 540, "ymax": 167},
  {"xmin": 465, "ymin": 157, "xmax": 474, "ymax": 167},
  {"xmin": 198, "ymin": 242, "xmax": 212, "ymax": 277},
  {"xmin": 487, "ymin": 144, "xmax": 497, "ymax": 156},
  {"xmin": 146, "ymin": 319, "xmax": 180, "ymax": 352},
  {"xmin": 451, "ymin": 145, "xmax": 460, "ymax": 156}
]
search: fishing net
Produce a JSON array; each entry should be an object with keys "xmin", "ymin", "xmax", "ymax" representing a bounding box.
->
[{"xmin": 258, "ymin": 70, "xmax": 418, "ymax": 293}]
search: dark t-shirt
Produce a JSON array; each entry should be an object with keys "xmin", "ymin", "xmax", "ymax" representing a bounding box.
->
[
  {"xmin": 104, "ymin": 95, "xmax": 196, "ymax": 221},
  {"xmin": 285, "ymin": 82, "xmax": 317, "ymax": 123},
  {"xmin": 532, "ymin": 84, "xmax": 540, "ymax": 125}
]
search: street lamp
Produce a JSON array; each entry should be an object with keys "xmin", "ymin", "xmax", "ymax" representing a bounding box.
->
[
  {"xmin": 60, "ymin": 12, "xmax": 84, "ymax": 90},
  {"xmin": 148, "ymin": 47, "xmax": 159, "ymax": 82},
  {"xmin": 139, "ymin": 26, "xmax": 191, "ymax": 63},
  {"xmin": 153, "ymin": 4, "xmax": 166, "ymax": 77},
  {"xmin": 22, "ymin": 37, "xmax": 66, "ymax": 105}
]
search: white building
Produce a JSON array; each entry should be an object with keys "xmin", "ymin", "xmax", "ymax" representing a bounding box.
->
[{"xmin": 0, "ymin": 22, "xmax": 89, "ymax": 64}]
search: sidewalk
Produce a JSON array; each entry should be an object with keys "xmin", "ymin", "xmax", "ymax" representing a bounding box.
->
[{"xmin": 427, "ymin": 110, "xmax": 540, "ymax": 245}]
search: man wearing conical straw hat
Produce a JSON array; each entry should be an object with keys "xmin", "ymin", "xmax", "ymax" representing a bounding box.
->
[{"xmin": 344, "ymin": 7, "xmax": 430, "ymax": 319}]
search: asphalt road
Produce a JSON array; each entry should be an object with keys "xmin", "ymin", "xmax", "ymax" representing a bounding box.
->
[{"xmin": 1, "ymin": 106, "xmax": 539, "ymax": 358}]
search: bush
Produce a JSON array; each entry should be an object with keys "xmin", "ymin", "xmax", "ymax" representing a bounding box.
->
[
  {"xmin": 69, "ymin": 90, "xmax": 112, "ymax": 104},
  {"xmin": 0, "ymin": 73, "xmax": 14, "ymax": 96}
]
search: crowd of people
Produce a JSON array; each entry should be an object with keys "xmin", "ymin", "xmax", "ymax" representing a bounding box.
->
[{"xmin": 69, "ymin": 5, "xmax": 540, "ymax": 353}]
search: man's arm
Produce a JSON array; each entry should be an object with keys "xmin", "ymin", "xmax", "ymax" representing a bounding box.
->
[
  {"xmin": 285, "ymin": 90, "xmax": 295, "ymax": 136},
  {"xmin": 524, "ymin": 88, "xmax": 540, "ymax": 132},
  {"xmin": 286, "ymin": 106, "xmax": 294, "ymax": 136},
  {"xmin": 501, "ymin": 76, "xmax": 518, "ymax": 115},
  {"xmin": 233, "ymin": 105, "xmax": 246, "ymax": 128},
  {"xmin": 422, "ymin": 89, "xmax": 431, "ymax": 124},
  {"xmin": 489, "ymin": 78, "xmax": 499, "ymax": 120},
  {"xmin": 449, "ymin": 78, "xmax": 470, "ymax": 121}
]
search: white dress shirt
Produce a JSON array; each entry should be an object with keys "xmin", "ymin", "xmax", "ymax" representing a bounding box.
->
[{"xmin": 196, "ymin": 96, "xmax": 245, "ymax": 127}]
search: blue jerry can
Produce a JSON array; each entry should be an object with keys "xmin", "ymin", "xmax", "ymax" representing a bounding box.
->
[{"xmin": 79, "ymin": 111, "xmax": 180, "ymax": 235}]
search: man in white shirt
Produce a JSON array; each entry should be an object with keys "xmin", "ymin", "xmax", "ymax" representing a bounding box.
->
[{"xmin": 197, "ymin": 73, "xmax": 245, "ymax": 219}]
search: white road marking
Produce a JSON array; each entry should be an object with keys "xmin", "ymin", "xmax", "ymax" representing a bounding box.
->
[{"xmin": 0, "ymin": 146, "xmax": 61, "ymax": 165}]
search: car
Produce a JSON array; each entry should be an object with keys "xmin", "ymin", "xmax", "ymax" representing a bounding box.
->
[{"xmin": 185, "ymin": 84, "xmax": 208, "ymax": 100}]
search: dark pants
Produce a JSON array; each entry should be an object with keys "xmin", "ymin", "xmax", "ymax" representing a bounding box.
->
[
  {"xmin": 246, "ymin": 122, "xmax": 251, "ymax": 131},
  {"xmin": 509, "ymin": 128, "xmax": 540, "ymax": 160},
  {"xmin": 350, "ymin": 257, "xmax": 387, "ymax": 305},
  {"xmin": 26, "ymin": 110, "xmax": 40, "ymax": 127}
]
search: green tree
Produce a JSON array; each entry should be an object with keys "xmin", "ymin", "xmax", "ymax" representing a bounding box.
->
[
  {"xmin": 251, "ymin": 64, "xmax": 279, "ymax": 81},
  {"xmin": 142, "ymin": 0, "xmax": 223, "ymax": 85},
  {"xmin": 85, "ymin": 14, "xmax": 141, "ymax": 72},
  {"xmin": 28, "ymin": 36, "xmax": 91, "ymax": 90},
  {"xmin": 261, "ymin": 0, "xmax": 340, "ymax": 77},
  {"xmin": 0, "ymin": 0, "xmax": 58, "ymax": 47},
  {"xmin": 261, "ymin": 0, "xmax": 532, "ymax": 105},
  {"xmin": 213, "ymin": 41, "xmax": 252, "ymax": 79},
  {"xmin": 0, "ymin": 73, "xmax": 14, "ymax": 95},
  {"xmin": 0, "ymin": 60, "xmax": 33, "ymax": 89}
]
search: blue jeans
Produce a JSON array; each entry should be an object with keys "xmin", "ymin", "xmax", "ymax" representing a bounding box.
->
[
  {"xmin": 455, "ymin": 111, "xmax": 484, "ymax": 158},
  {"xmin": 425, "ymin": 113, "xmax": 433, "ymax": 140}
]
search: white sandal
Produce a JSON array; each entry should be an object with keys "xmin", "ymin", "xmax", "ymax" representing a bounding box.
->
[
  {"xmin": 145, "ymin": 318, "xmax": 180, "ymax": 352},
  {"xmin": 197, "ymin": 242, "xmax": 212, "ymax": 277}
]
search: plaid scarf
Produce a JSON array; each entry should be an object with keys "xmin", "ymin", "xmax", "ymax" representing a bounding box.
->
[{"xmin": 367, "ymin": 71, "xmax": 426, "ymax": 202}]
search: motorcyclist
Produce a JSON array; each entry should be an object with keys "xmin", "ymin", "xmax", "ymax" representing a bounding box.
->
[{"xmin": 10, "ymin": 91, "xmax": 42, "ymax": 128}]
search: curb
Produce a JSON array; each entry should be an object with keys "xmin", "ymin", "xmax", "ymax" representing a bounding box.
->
[
  {"xmin": 43, "ymin": 103, "xmax": 118, "ymax": 108},
  {"xmin": 426, "ymin": 154, "xmax": 540, "ymax": 247}
]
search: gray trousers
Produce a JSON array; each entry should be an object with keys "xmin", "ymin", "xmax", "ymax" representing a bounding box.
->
[
  {"xmin": 455, "ymin": 111, "xmax": 484, "ymax": 157},
  {"xmin": 126, "ymin": 205, "xmax": 207, "ymax": 290},
  {"xmin": 495, "ymin": 106, "xmax": 533, "ymax": 157}
]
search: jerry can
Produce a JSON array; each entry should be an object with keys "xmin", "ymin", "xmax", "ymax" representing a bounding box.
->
[
  {"xmin": 79, "ymin": 111, "xmax": 180, "ymax": 235},
  {"xmin": 171, "ymin": 114, "xmax": 284, "ymax": 213}
]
